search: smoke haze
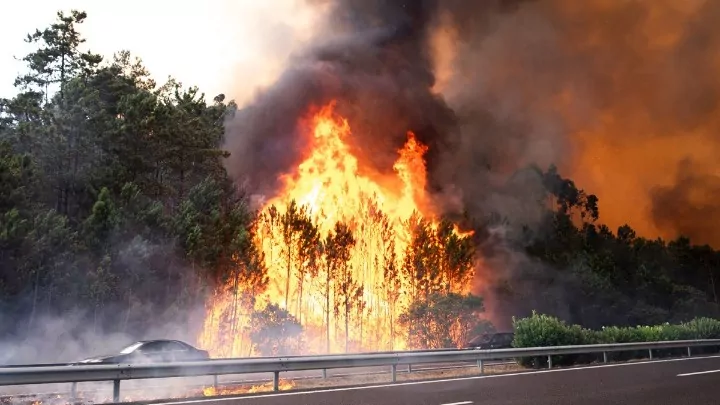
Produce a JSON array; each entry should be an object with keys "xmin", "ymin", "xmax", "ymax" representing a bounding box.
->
[{"xmin": 224, "ymin": 0, "xmax": 720, "ymax": 247}]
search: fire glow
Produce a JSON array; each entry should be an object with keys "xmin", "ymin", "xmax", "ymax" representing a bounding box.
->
[{"xmin": 199, "ymin": 102, "xmax": 475, "ymax": 356}]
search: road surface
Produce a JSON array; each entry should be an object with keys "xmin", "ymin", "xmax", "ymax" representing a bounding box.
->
[{"xmin": 153, "ymin": 355, "xmax": 720, "ymax": 405}]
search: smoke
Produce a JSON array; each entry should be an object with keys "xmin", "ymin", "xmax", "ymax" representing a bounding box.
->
[
  {"xmin": 0, "ymin": 310, "xmax": 203, "ymax": 365},
  {"xmin": 0, "ymin": 308, "xmax": 211, "ymax": 403},
  {"xmin": 651, "ymin": 158, "xmax": 720, "ymax": 246},
  {"xmin": 0, "ymin": 236, "xmax": 208, "ymax": 366},
  {"xmin": 223, "ymin": 0, "xmax": 459, "ymax": 198},
  {"xmin": 224, "ymin": 0, "xmax": 720, "ymax": 246},
  {"xmin": 222, "ymin": 0, "xmax": 574, "ymax": 228},
  {"xmin": 434, "ymin": 0, "xmax": 720, "ymax": 244}
]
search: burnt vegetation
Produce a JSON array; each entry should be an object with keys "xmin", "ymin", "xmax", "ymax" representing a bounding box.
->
[{"xmin": 1, "ymin": 10, "xmax": 720, "ymax": 361}]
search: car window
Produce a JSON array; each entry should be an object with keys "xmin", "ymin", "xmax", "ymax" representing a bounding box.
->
[
  {"xmin": 163, "ymin": 342, "xmax": 189, "ymax": 351},
  {"xmin": 138, "ymin": 342, "xmax": 167, "ymax": 352},
  {"xmin": 470, "ymin": 335, "xmax": 491, "ymax": 345},
  {"xmin": 119, "ymin": 342, "xmax": 143, "ymax": 354}
]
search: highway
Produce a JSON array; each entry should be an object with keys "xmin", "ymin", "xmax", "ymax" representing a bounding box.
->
[
  {"xmin": 153, "ymin": 355, "xmax": 720, "ymax": 405},
  {"xmin": 0, "ymin": 360, "xmax": 514, "ymax": 400}
]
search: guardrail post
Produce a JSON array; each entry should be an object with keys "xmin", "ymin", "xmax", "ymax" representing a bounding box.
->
[
  {"xmin": 70, "ymin": 382, "xmax": 77, "ymax": 401},
  {"xmin": 112, "ymin": 379, "xmax": 120, "ymax": 403},
  {"xmin": 477, "ymin": 359, "xmax": 484, "ymax": 374},
  {"xmin": 547, "ymin": 355, "xmax": 553, "ymax": 369},
  {"xmin": 213, "ymin": 375, "xmax": 218, "ymax": 388},
  {"xmin": 603, "ymin": 352, "xmax": 607, "ymax": 363},
  {"xmin": 688, "ymin": 347, "xmax": 692, "ymax": 357},
  {"xmin": 649, "ymin": 349, "xmax": 653, "ymax": 360},
  {"xmin": 322, "ymin": 368, "xmax": 327, "ymax": 379},
  {"xmin": 407, "ymin": 364, "xmax": 412, "ymax": 373},
  {"xmin": 391, "ymin": 364, "xmax": 397, "ymax": 382},
  {"xmin": 273, "ymin": 371, "xmax": 279, "ymax": 391}
]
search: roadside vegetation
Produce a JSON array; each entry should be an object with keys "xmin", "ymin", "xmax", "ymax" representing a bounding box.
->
[{"xmin": 512, "ymin": 312, "xmax": 720, "ymax": 367}]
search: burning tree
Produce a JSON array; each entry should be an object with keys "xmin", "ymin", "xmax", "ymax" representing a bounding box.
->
[
  {"xmin": 331, "ymin": 226, "xmax": 361, "ymax": 352},
  {"xmin": 200, "ymin": 103, "xmax": 477, "ymax": 355},
  {"xmin": 249, "ymin": 304, "xmax": 303, "ymax": 356},
  {"xmin": 380, "ymin": 214, "xmax": 402, "ymax": 349},
  {"xmin": 399, "ymin": 292, "xmax": 485, "ymax": 349},
  {"xmin": 436, "ymin": 218, "xmax": 475, "ymax": 293},
  {"xmin": 320, "ymin": 221, "xmax": 355, "ymax": 352}
]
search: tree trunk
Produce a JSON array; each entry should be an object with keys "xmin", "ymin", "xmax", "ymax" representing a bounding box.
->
[
  {"xmin": 284, "ymin": 246, "xmax": 291, "ymax": 309},
  {"xmin": 122, "ymin": 305, "xmax": 132, "ymax": 333},
  {"xmin": 60, "ymin": 50, "xmax": 66, "ymax": 101},
  {"xmin": 325, "ymin": 267, "xmax": 331, "ymax": 353},
  {"xmin": 297, "ymin": 273, "xmax": 303, "ymax": 323},
  {"xmin": 709, "ymin": 268, "xmax": 718, "ymax": 304},
  {"xmin": 178, "ymin": 168, "xmax": 185, "ymax": 207},
  {"xmin": 344, "ymin": 294, "xmax": 349, "ymax": 353},
  {"xmin": 93, "ymin": 305, "xmax": 99, "ymax": 334},
  {"xmin": 28, "ymin": 271, "xmax": 40, "ymax": 331},
  {"xmin": 359, "ymin": 307, "xmax": 363, "ymax": 348},
  {"xmin": 230, "ymin": 269, "xmax": 240, "ymax": 353},
  {"xmin": 389, "ymin": 303, "xmax": 395, "ymax": 350}
]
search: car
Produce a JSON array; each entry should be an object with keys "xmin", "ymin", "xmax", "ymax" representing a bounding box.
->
[
  {"xmin": 466, "ymin": 332, "xmax": 515, "ymax": 350},
  {"xmin": 75, "ymin": 339, "xmax": 210, "ymax": 364}
]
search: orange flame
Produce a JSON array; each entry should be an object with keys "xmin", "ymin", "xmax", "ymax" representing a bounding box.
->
[
  {"xmin": 200, "ymin": 101, "xmax": 474, "ymax": 356},
  {"xmin": 202, "ymin": 380, "xmax": 294, "ymax": 397}
]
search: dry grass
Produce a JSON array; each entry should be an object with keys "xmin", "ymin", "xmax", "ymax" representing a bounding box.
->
[
  {"xmin": 286, "ymin": 361, "xmax": 525, "ymax": 390},
  {"xmin": 177, "ymin": 362, "xmax": 527, "ymax": 398},
  {"xmin": 0, "ymin": 362, "xmax": 529, "ymax": 404}
]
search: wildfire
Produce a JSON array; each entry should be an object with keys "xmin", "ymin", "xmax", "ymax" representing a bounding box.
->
[
  {"xmin": 200, "ymin": 101, "xmax": 475, "ymax": 356},
  {"xmin": 202, "ymin": 380, "xmax": 295, "ymax": 397}
]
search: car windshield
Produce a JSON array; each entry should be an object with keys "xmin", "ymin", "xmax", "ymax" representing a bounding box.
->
[
  {"xmin": 469, "ymin": 335, "xmax": 492, "ymax": 344},
  {"xmin": 119, "ymin": 342, "xmax": 143, "ymax": 354}
]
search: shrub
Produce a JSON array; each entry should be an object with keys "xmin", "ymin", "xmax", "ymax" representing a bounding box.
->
[
  {"xmin": 512, "ymin": 311, "xmax": 590, "ymax": 367},
  {"xmin": 681, "ymin": 318, "xmax": 720, "ymax": 339},
  {"xmin": 512, "ymin": 313, "xmax": 720, "ymax": 367}
]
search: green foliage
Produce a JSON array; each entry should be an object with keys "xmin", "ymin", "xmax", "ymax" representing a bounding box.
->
[
  {"xmin": 0, "ymin": 141, "xmax": 38, "ymax": 212},
  {"xmin": 83, "ymin": 187, "xmax": 119, "ymax": 251},
  {"xmin": 512, "ymin": 311, "xmax": 588, "ymax": 347},
  {"xmin": 0, "ymin": 10, "xmax": 246, "ymax": 338},
  {"xmin": 511, "ymin": 311, "xmax": 589, "ymax": 366},
  {"xmin": 513, "ymin": 313, "xmax": 720, "ymax": 366}
]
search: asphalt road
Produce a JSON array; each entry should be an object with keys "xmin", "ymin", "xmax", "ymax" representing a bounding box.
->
[{"xmin": 153, "ymin": 355, "xmax": 720, "ymax": 405}]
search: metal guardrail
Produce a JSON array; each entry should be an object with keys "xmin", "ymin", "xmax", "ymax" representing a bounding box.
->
[{"xmin": 1, "ymin": 339, "xmax": 719, "ymax": 403}]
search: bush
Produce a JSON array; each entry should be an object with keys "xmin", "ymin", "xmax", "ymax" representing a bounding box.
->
[
  {"xmin": 682, "ymin": 318, "xmax": 720, "ymax": 339},
  {"xmin": 512, "ymin": 311, "xmax": 591, "ymax": 367},
  {"xmin": 512, "ymin": 313, "xmax": 720, "ymax": 367},
  {"xmin": 513, "ymin": 312, "xmax": 588, "ymax": 347}
]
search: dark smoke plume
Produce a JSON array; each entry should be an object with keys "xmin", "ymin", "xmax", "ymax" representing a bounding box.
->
[
  {"xmin": 223, "ymin": 0, "xmax": 535, "ymax": 214},
  {"xmin": 429, "ymin": 0, "xmax": 720, "ymax": 245},
  {"xmin": 224, "ymin": 0, "xmax": 720, "ymax": 247},
  {"xmin": 652, "ymin": 159, "xmax": 720, "ymax": 247}
]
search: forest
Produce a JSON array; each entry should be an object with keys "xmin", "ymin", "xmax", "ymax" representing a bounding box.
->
[{"xmin": 1, "ymin": 11, "xmax": 719, "ymax": 360}]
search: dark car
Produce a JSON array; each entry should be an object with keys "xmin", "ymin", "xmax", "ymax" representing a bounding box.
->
[
  {"xmin": 75, "ymin": 339, "xmax": 210, "ymax": 364},
  {"xmin": 466, "ymin": 332, "xmax": 515, "ymax": 350}
]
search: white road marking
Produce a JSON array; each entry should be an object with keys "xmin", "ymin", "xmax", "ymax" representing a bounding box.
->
[
  {"xmin": 153, "ymin": 355, "xmax": 720, "ymax": 405},
  {"xmin": 440, "ymin": 402, "xmax": 472, "ymax": 405},
  {"xmin": 678, "ymin": 368, "xmax": 720, "ymax": 377}
]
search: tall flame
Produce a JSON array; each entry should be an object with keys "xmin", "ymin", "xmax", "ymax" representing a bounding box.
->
[{"xmin": 200, "ymin": 102, "xmax": 474, "ymax": 356}]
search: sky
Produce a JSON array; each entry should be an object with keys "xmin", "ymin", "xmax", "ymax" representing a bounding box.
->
[{"xmin": 0, "ymin": 0, "xmax": 321, "ymax": 104}]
